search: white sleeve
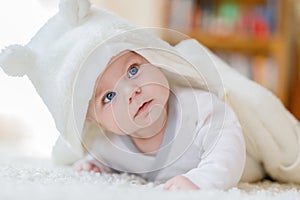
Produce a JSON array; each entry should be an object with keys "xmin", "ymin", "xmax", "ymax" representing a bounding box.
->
[{"xmin": 182, "ymin": 95, "xmax": 246, "ymax": 190}]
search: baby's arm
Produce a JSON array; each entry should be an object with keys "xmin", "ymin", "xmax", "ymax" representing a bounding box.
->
[
  {"xmin": 165, "ymin": 92, "xmax": 246, "ymax": 190},
  {"xmin": 185, "ymin": 99, "xmax": 246, "ymax": 190},
  {"xmin": 183, "ymin": 122, "xmax": 245, "ymax": 190},
  {"xmin": 165, "ymin": 120, "xmax": 245, "ymax": 190}
]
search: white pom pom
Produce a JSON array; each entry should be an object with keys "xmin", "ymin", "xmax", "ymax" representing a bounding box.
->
[
  {"xmin": 59, "ymin": 0, "xmax": 91, "ymax": 25},
  {"xmin": 0, "ymin": 45, "xmax": 35, "ymax": 77}
]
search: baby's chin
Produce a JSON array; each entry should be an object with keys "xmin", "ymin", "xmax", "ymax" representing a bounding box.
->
[
  {"xmin": 129, "ymin": 131, "xmax": 159, "ymax": 139},
  {"xmin": 117, "ymin": 121, "xmax": 166, "ymax": 139},
  {"xmin": 131, "ymin": 121, "xmax": 167, "ymax": 139}
]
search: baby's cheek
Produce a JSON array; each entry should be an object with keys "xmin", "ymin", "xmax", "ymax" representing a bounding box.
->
[{"xmin": 108, "ymin": 104, "xmax": 129, "ymax": 132}]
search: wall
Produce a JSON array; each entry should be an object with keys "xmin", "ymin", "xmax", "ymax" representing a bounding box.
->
[{"xmin": 91, "ymin": 0, "xmax": 168, "ymax": 27}]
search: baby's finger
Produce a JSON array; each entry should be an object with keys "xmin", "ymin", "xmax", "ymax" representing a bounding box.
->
[
  {"xmin": 73, "ymin": 163, "xmax": 84, "ymax": 171},
  {"xmin": 92, "ymin": 166, "xmax": 101, "ymax": 173},
  {"xmin": 82, "ymin": 162, "xmax": 93, "ymax": 171},
  {"xmin": 163, "ymin": 181, "xmax": 173, "ymax": 190}
]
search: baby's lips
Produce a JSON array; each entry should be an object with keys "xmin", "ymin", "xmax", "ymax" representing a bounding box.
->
[{"xmin": 134, "ymin": 99, "xmax": 153, "ymax": 118}]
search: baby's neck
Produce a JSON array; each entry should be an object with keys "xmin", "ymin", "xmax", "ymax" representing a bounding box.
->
[{"xmin": 131, "ymin": 123, "xmax": 167, "ymax": 155}]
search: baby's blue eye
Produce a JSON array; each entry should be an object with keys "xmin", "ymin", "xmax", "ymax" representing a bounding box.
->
[
  {"xmin": 128, "ymin": 65, "xmax": 139, "ymax": 78},
  {"xmin": 103, "ymin": 91, "xmax": 116, "ymax": 104}
]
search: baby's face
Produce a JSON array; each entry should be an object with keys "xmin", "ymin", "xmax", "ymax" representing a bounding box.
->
[{"xmin": 87, "ymin": 51, "xmax": 170, "ymax": 138}]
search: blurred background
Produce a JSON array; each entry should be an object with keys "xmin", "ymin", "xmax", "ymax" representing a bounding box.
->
[{"xmin": 0, "ymin": 0, "xmax": 299, "ymax": 158}]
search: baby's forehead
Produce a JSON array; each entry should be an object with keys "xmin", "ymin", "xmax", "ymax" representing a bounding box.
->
[
  {"xmin": 109, "ymin": 51, "xmax": 145, "ymax": 64},
  {"xmin": 94, "ymin": 51, "xmax": 148, "ymax": 95},
  {"xmin": 104, "ymin": 51, "xmax": 148, "ymax": 74}
]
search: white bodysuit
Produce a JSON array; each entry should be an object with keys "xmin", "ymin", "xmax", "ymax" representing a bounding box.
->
[{"xmin": 83, "ymin": 86, "xmax": 246, "ymax": 190}]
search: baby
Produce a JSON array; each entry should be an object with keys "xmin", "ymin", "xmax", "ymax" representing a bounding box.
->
[
  {"xmin": 1, "ymin": 0, "xmax": 300, "ymax": 191},
  {"xmin": 73, "ymin": 50, "xmax": 245, "ymax": 190}
]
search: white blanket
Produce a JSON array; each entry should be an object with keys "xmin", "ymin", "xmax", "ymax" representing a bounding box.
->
[{"xmin": 173, "ymin": 39, "xmax": 300, "ymax": 183}]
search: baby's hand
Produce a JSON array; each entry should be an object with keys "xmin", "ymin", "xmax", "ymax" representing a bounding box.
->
[
  {"xmin": 73, "ymin": 159, "xmax": 101, "ymax": 173},
  {"xmin": 164, "ymin": 176, "xmax": 200, "ymax": 191}
]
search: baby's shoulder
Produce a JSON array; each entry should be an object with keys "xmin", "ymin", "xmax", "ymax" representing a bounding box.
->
[
  {"xmin": 170, "ymin": 86, "xmax": 227, "ymax": 117},
  {"xmin": 171, "ymin": 86, "xmax": 215, "ymax": 104}
]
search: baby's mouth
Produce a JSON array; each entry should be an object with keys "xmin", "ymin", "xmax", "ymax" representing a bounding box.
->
[{"xmin": 134, "ymin": 100, "xmax": 153, "ymax": 118}]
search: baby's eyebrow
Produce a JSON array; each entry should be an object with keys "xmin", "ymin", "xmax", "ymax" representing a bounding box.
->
[
  {"xmin": 123, "ymin": 59, "xmax": 133, "ymax": 69},
  {"xmin": 94, "ymin": 86, "xmax": 104, "ymax": 101}
]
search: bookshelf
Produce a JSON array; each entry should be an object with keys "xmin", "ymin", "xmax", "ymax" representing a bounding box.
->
[
  {"xmin": 288, "ymin": 0, "xmax": 300, "ymax": 120},
  {"xmin": 166, "ymin": 0, "xmax": 292, "ymax": 105}
]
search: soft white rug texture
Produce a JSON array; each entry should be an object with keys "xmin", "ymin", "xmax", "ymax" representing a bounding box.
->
[{"xmin": 1, "ymin": 156, "xmax": 300, "ymax": 200}]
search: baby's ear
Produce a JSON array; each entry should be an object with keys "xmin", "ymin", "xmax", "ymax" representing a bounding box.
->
[
  {"xmin": 59, "ymin": 0, "xmax": 91, "ymax": 25},
  {"xmin": 0, "ymin": 45, "xmax": 36, "ymax": 77}
]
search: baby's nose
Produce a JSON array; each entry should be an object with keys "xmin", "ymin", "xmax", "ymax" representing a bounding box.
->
[{"xmin": 129, "ymin": 86, "xmax": 142, "ymax": 103}]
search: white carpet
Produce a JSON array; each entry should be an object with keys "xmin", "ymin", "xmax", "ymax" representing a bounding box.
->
[{"xmin": 1, "ymin": 156, "xmax": 300, "ymax": 200}]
